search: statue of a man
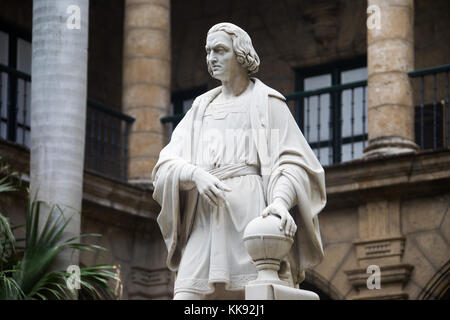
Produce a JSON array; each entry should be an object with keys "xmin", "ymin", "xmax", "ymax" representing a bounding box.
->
[{"xmin": 152, "ymin": 22, "xmax": 326, "ymax": 300}]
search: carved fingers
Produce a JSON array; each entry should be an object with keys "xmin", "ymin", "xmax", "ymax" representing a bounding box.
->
[
  {"xmin": 261, "ymin": 202, "xmax": 297, "ymax": 238},
  {"xmin": 194, "ymin": 169, "xmax": 231, "ymax": 207}
]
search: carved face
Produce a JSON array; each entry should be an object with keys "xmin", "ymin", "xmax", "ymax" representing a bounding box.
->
[{"xmin": 205, "ymin": 31, "xmax": 244, "ymax": 82}]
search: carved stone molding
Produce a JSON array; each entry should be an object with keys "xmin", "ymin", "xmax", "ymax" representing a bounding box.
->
[
  {"xmin": 128, "ymin": 267, "xmax": 174, "ymax": 300},
  {"xmin": 345, "ymin": 263, "xmax": 413, "ymax": 300},
  {"xmin": 353, "ymin": 236, "xmax": 406, "ymax": 267}
]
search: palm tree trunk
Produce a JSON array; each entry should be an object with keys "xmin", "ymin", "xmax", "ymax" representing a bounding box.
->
[{"xmin": 30, "ymin": 0, "xmax": 89, "ymax": 273}]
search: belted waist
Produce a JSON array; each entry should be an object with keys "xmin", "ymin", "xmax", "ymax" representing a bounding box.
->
[{"xmin": 206, "ymin": 163, "xmax": 260, "ymax": 180}]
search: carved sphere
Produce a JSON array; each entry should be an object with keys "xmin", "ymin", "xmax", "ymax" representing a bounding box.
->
[{"xmin": 243, "ymin": 215, "xmax": 294, "ymax": 262}]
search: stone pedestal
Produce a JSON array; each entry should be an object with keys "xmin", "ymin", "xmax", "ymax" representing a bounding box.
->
[
  {"xmin": 122, "ymin": 0, "xmax": 171, "ymax": 183},
  {"xmin": 243, "ymin": 215, "xmax": 320, "ymax": 300},
  {"xmin": 245, "ymin": 284, "xmax": 319, "ymax": 300},
  {"xmin": 364, "ymin": 0, "xmax": 419, "ymax": 158}
]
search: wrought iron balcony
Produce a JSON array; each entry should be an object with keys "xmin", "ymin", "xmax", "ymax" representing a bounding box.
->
[
  {"xmin": 409, "ymin": 64, "xmax": 450, "ymax": 150},
  {"xmin": 0, "ymin": 63, "xmax": 134, "ymax": 181},
  {"xmin": 161, "ymin": 64, "xmax": 450, "ymax": 166}
]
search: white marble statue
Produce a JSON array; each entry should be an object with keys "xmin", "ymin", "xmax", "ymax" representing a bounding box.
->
[{"xmin": 151, "ymin": 22, "xmax": 326, "ymax": 300}]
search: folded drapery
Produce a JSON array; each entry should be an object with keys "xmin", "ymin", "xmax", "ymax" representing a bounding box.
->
[{"xmin": 152, "ymin": 78, "xmax": 327, "ymax": 286}]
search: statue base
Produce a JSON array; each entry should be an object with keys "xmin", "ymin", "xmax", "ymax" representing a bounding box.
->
[{"xmin": 245, "ymin": 283, "xmax": 320, "ymax": 300}]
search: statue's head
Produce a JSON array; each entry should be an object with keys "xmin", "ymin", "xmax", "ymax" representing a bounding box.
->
[{"xmin": 205, "ymin": 22, "xmax": 260, "ymax": 81}]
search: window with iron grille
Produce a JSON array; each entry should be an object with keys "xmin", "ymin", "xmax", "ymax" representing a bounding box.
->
[
  {"xmin": 291, "ymin": 57, "xmax": 368, "ymax": 166},
  {"xmin": 0, "ymin": 21, "xmax": 32, "ymax": 148}
]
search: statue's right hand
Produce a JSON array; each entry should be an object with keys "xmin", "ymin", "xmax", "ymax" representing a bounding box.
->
[{"xmin": 192, "ymin": 168, "xmax": 232, "ymax": 207}]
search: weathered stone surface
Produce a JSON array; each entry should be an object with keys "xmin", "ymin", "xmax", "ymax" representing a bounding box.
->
[
  {"xmin": 314, "ymin": 242, "xmax": 353, "ymax": 281},
  {"xmin": 128, "ymin": 157, "xmax": 159, "ymax": 180},
  {"xmin": 124, "ymin": 28, "xmax": 170, "ymax": 59},
  {"xmin": 319, "ymin": 208, "xmax": 358, "ymax": 244},
  {"xmin": 129, "ymin": 131, "xmax": 166, "ymax": 158},
  {"xmin": 123, "ymin": 58, "xmax": 171, "ymax": 87},
  {"xmin": 367, "ymin": 5, "xmax": 413, "ymax": 44},
  {"xmin": 126, "ymin": 0, "xmax": 170, "ymax": 8},
  {"xmin": 412, "ymin": 232, "xmax": 449, "ymax": 270},
  {"xmin": 330, "ymin": 245, "xmax": 357, "ymax": 297},
  {"xmin": 127, "ymin": 107, "xmax": 168, "ymax": 133},
  {"xmin": 123, "ymin": 84, "xmax": 170, "ymax": 110},
  {"xmin": 402, "ymin": 278, "xmax": 423, "ymax": 300},
  {"xmin": 402, "ymin": 240, "xmax": 436, "ymax": 289},
  {"xmin": 440, "ymin": 209, "xmax": 450, "ymax": 244},
  {"xmin": 365, "ymin": 0, "xmax": 415, "ymax": 156},
  {"xmin": 80, "ymin": 217, "xmax": 105, "ymax": 266},
  {"xmin": 123, "ymin": 0, "xmax": 171, "ymax": 183},
  {"xmin": 358, "ymin": 200, "xmax": 402, "ymax": 240},
  {"xmin": 368, "ymin": 39, "xmax": 413, "ymax": 74},
  {"xmin": 108, "ymin": 225, "xmax": 135, "ymax": 262},
  {"xmin": 402, "ymin": 195, "xmax": 449, "ymax": 234},
  {"xmin": 96, "ymin": 229, "xmax": 115, "ymax": 265},
  {"xmin": 124, "ymin": 3, "xmax": 170, "ymax": 29},
  {"xmin": 368, "ymin": 104, "xmax": 414, "ymax": 140},
  {"xmin": 368, "ymin": 72, "xmax": 413, "ymax": 108}
]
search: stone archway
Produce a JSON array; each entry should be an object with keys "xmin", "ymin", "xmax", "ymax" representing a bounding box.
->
[
  {"xmin": 418, "ymin": 260, "xmax": 450, "ymax": 300},
  {"xmin": 300, "ymin": 270, "xmax": 344, "ymax": 300}
]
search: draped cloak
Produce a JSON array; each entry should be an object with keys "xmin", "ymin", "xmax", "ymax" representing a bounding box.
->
[{"xmin": 151, "ymin": 78, "xmax": 327, "ymax": 286}]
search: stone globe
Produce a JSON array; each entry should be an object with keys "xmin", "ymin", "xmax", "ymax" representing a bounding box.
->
[{"xmin": 243, "ymin": 214, "xmax": 294, "ymax": 285}]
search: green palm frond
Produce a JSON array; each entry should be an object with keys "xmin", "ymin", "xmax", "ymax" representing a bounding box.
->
[
  {"xmin": 0, "ymin": 214, "xmax": 16, "ymax": 262},
  {"xmin": 0, "ymin": 270, "xmax": 25, "ymax": 300},
  {"xmin": 78, "ymin": 265, "xmax": 121, "ymax": 300},
  {"xmin": 0, "ymin": 157, "xmax": 22, "ymax": 194},
  {"xmin": 0, "ymin": 157, "xmax": 120, "ymax": 300}
]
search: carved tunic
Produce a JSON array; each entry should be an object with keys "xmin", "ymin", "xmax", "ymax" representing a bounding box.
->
[
  {"xmin": 174, "ymin": 85, "xmax": 265, "ymax": 294},
  {"xmin": 152, "ymin": 78, "xmax": 327, "ymax": 299}
]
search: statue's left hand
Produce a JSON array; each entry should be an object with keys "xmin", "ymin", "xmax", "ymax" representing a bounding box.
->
[{"xmin": 261, "ymin": 199, "xmax": 297, "ymax": 238}]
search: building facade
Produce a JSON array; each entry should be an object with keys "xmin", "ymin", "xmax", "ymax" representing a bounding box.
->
[{"xmin": 0, "ymin": 0, "xmax": 449, "ymax": 299}]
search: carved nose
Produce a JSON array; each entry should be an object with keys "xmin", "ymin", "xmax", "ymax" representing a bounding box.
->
[{"xmin": 208, "ymin": 53, "xmax": 217, "ymax": 63}]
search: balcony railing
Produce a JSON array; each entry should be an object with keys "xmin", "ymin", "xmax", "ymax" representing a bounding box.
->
[
  {"xmin": 157, "ymin": 65, "xmax": 450, "ymax": 166},
  {"xmin": 409, "ymin": 64, "xmax": 450, "ymax": 150},
  {"xmin": 85, "ymin": 100, "xmax": 134, "ymax": 181},
  {"xmin": 286, "ymin": 80, "xmax": 368, "ymax": 165},
  {"xmin": 0, "ymin": 63, "xmax": 134, "ymax": 181}
]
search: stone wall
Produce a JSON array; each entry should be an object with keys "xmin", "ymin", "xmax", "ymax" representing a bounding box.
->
[
  {"xmin": 171, "ymin": 0, "xmax": 367, "ymax": 96},
  {"xmin": 414, "ymin": 0, "xmax": 450, "ymax": 70},
  {"xmin": 80, "ymin": 200, "xmax": 170, "ymax": 300},
  {"xmin": 171, "ymin": 0, "xmax": 449, "ymax": 97},
  {"xmin": 313, "ymin": 191, "xmax": 450, "ymax": 300},
  {"xmin": 401, "ymin": 193, "xmax": 449, "ymax": 299},
  {"xmin": 88, "ymin": 0, "xmax": 125, "ymax": 110},
  {"xmin": 314, "ymin": 150, "xmax": 450, "ymax": 299}
]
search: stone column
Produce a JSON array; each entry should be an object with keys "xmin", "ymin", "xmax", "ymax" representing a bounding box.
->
[
  {"xmin": 30, "ymin": 0, "xmax": 89, "ymax": 271},
  {"xmin": 123, "ymin": 0, "xmax": 171, "ymax": 184},
  {"xmin": 364, "ymin": 0, "xmax": 419, "ymax": 158}
]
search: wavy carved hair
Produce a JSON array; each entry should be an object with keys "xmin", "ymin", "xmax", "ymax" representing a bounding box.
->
[{"xmin": 207, "ymin": 22, "xmax": 260, "ymax": 75}]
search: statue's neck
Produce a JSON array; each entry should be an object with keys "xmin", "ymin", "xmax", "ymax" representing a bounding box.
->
[{"xmin": 216, "ymin": 76, "xmax": 252, "ymax": 103}]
